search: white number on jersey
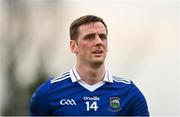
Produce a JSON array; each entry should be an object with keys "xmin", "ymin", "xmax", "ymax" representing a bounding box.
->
[{"xmin": 85, "ymin": 101, "xmax": 98, "ymax": 111}]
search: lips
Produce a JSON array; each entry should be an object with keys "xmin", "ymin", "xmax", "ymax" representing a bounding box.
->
[{"xmin": 92, "ymin": 50, "xmax": 103, "ymax": 54}]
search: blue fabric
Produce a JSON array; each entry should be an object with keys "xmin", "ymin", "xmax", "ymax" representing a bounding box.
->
[{"xmin": 29, "ymin": 72, "xmax": 149, "ymax": 116}]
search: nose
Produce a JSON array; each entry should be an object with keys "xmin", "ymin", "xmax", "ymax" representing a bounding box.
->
[{"xmin": 95, "ymin": 35, "xmax": 103, "ymax": 46}]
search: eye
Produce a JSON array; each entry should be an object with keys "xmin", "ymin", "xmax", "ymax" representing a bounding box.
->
[
  {"xmin": 84, "ymin": 34, "xmax": 95, "ymax": 40},
  {"xmin": 99, "ymin": 34, "xmax": 107, "ymax": 40}
]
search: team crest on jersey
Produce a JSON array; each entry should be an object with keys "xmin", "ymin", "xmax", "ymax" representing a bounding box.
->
[
  {"xmin": 110, "ymin": 97, "xmax": 120, "ymax": 109},
  {"xmin": 108, "ymin": 97, "xmax": 121, "ymax": 112}
]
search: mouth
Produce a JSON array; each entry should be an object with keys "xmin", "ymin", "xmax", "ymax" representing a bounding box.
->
[{"xmin": 92, "ymin": 50, "xmax": 103, "ymax": 55}]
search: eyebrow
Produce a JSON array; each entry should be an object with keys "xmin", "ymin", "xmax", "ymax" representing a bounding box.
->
[
  {"xmin": 84, "ymin": 33, "xmax": 107, "ymax": 38},
  {"xmin": 84, "ymin": 32, "xmax": 107, "ymax": 36},
  {"xmin": 84, "ymin": 33, "xmax": 95, "ymax": 37}
]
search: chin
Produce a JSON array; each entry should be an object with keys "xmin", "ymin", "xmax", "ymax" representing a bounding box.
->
[
  {"xmin": 92, "ymin": 59, "xmax": 104, "ymax": 66},
  {"xmin": 90, "ymin": 56, "xmax": 106, "ymax": 66}
]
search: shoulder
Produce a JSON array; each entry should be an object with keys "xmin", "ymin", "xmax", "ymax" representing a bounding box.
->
[
  {"xmin": 31, "ymin": 79, "xmax": 51, "ymax": 99},
  {"xmin": 50, "ymin": 71, "xmax": 71, "ymax": 84},
  {"xmin": 112, "ymin": 75, "xmax": 132, "ymax": 85},
  {"xmin": 111, "ymin": 75, "xmax": 141, "ymax": 94},
  {"xmin": 112, "ymin": 75, "xmax": 147, "ymax": 103},
  {"xmin": 29, "ymin": 71, "xmax": 71, "ymax": 115},
  {"xmin": 30, "ymin": 72, "xmax": 70, "ymax": 103}
]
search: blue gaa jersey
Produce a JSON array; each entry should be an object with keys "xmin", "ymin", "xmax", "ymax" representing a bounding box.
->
[{"xmin": 29, "ymin": 67, "xmax": 149, "ymax": 116}]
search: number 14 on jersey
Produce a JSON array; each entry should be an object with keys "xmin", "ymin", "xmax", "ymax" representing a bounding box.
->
[{"xmin": 85, "ymin": 101, "xmax": 98, "ymax": 111}]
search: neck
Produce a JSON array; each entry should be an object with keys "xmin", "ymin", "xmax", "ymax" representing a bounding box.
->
[{"xmin": 76, "ymin": 63, "xmax": 105, "ymax": 85}]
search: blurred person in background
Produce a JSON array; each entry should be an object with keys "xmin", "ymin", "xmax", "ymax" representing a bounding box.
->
[{"xmin": 29, "ymin": 15, "xmax": 149, "ymax": 116}]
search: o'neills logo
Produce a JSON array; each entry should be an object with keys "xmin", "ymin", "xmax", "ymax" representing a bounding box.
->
[
  {"xmin": 83, "ymin": 96, "xmax": 100, "ymax": 101},
  {"xmin": 60, "ymin": 99, "xmax": 77, "ymax": 106}
]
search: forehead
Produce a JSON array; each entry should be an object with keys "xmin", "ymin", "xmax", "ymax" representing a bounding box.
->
[{"xmin": 78, "ymin": 22, "xmax": 107, "ymax": 35}]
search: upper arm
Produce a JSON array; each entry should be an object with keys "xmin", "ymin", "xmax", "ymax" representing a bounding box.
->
[
  {"xmin": 29, "ymin": 80, "xmax": 50, "ymax": 115},
  {"xmin": 130, "ymin": 82, "xmax": 149, "ymax": 116}
]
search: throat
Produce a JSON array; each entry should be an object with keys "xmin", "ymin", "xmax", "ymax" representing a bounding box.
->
[
  {"xmin": 82, "ymin": 74, "xmax": 102, "ymax": 85},
  {"xmin": 76, "ymin": 65, "xmax": 105, "ymax": 85}
]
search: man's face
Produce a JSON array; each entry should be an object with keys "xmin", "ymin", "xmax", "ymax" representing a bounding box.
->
[{"xmin": 70, "ymin": 22, "xmax": 108, "ymax": 67}]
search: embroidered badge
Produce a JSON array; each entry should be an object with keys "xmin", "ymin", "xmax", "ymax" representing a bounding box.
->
[{"xmin": 108, "ymin": 97, "xmax": 121, "ymax": 112}]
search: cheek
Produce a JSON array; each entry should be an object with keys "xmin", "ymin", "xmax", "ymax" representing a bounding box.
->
[{"xmin": 79, "ymin": 41, "xmax": 92, "ymax": 50}]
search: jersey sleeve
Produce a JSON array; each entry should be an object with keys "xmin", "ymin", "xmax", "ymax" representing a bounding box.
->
[
  {"xmin": 29, "ymin": 80, "xmax": 50, "ymax": 115},
  {"xmin": 130, "ymin": 82, "xmax": 150, "ymax": 116}
]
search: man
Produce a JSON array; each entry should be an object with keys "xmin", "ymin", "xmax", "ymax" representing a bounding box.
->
[{"xmin": 29, "ymin": 15, "xmax": 149, "ymax": 116}]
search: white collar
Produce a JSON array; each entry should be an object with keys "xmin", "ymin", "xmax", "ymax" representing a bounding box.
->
[
  {"xmin": 70, "ymin": 66, "xmax": 113, "ymax": 83},
  {"xmin": 69, "ymin": 66, "xmax": 113, "ymax": 92}
]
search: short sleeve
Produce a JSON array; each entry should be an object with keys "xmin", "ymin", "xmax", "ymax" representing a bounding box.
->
[
  {"xmin": 130, "ymin": 82, "xmax": 150, "ymax": 116},
  {"xmin": 29, "ymin": 80, "xmax": 50, "ymax": 115}
]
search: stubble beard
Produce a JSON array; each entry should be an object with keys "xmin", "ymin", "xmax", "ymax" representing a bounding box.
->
[{"xmin": 90, "ymin": 56, "xmax": 106, "ymax": 69}]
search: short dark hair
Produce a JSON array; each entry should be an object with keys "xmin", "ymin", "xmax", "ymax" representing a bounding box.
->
[{"xmin": 70, "ymin": 15, "xmax": 108, "ymax": 41}]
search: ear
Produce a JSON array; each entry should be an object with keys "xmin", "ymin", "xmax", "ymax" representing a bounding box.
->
[{"xmin": 70, "ymin": 40, "xmax": 78, "ymax": 55}]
